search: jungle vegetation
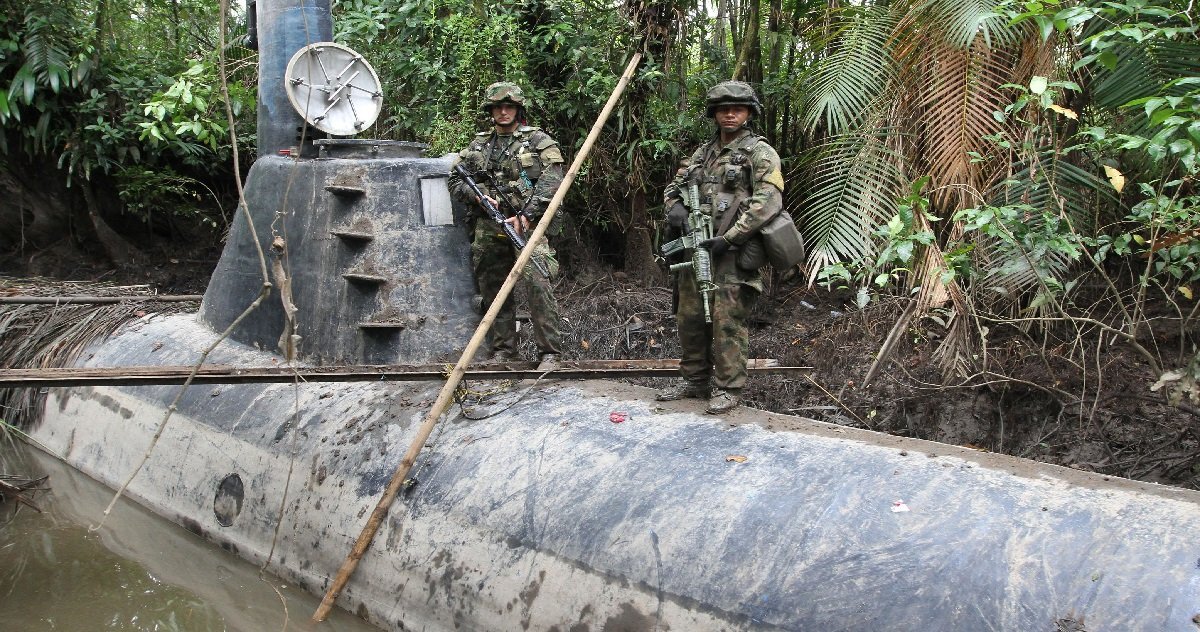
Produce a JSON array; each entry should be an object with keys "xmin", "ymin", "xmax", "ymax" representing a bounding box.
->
[{"xmin": 1, "ymin": 0, "xmax": 1199, "ymax": 421}]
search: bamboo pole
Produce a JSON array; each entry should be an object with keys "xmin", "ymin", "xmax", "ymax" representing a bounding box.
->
[{"xmin": 311, "ymin": 52, "xmax": 644, "ymax": 623}]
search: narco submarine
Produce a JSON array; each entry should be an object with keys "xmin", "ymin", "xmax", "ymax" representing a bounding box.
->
[{"xmin": 24, "ymin": 1, "xmax": 1200, "ymax": 630}]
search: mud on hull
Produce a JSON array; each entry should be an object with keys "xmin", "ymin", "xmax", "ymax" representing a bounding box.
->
[{"xmin": 30, "ymin": 312, "xmax": 1200, "ymax": 631}]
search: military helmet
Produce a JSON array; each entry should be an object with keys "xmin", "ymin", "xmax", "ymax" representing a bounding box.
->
[
  {"xmin": 482, "ymin": 81, "xmax": 526, "ymax": 113},
  {"xmin": 705, "ymin": 80, "xmax": 762, "ymax": 117}
]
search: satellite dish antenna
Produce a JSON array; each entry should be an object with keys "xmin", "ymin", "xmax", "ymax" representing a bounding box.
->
[{"xmin": 284, "ymin": 42, "xmax": 383, "ymax": 136}]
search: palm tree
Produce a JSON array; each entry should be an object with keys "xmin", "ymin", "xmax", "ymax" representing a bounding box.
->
[{"xmin": 789, "ymin": 0, "xmax": 1200, "ymax": 379}]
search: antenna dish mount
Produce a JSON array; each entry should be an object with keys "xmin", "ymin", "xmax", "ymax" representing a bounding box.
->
[{"xmin": 284, "ymin": 42, "xmax": 383, "ymax": 136}]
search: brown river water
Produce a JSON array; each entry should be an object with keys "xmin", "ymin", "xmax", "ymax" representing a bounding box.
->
[{"xmin": 0, "ymin": 440, "xmax": 382, "ymax": 632}]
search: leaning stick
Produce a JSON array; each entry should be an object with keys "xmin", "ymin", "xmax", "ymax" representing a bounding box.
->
[{"xmin": 312, "ymin": 51, "xmax": 643, "ymax": 623}]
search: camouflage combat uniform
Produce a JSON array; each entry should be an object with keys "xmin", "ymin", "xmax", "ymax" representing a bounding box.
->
[
  {"xmin": 662, "ymin": 82, "xmax": 784, "ymax": 408},
  {"xmin": 447, "ymin": 83, "xmax": 564, "ymax": 360}
]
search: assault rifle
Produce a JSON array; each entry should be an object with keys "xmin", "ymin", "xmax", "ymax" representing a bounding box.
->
[
  {"xmin": 660, "ymin": 181, "xmax": 717, "ymax": 323},
  {"xmin": 453, "ymin": 164, "xmax": 550, "ymax": 278}
]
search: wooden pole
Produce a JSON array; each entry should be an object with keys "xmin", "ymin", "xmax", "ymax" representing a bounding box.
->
[{"xmin": 311, "ymin": 52, "xmax": 644, "ymax": 623}]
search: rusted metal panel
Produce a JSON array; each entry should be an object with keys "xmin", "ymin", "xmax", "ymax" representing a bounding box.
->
[{"xmin": 0, "ymin": 358, "xmax": 804, "ymax": 387}]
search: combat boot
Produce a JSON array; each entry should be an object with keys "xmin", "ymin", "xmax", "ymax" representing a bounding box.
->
[
  {"xmin": 489, "ymin": 350, "xmax": 515, "ymax": 363},
  {"xmin": 537, "ymin": 353, "xmax": 560, "ymax": 372},
  {"xmin": 706, "ymin": 388, "xmax": 741, "ymax": 414},
  {"xmin": 655, "ymin": 380, "xmax": 709, "ymax": 402}
]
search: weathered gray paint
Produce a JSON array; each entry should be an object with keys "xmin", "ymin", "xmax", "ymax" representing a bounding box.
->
[
  {"xmin": 199, "ymin": 152, "xmax": 478, "ymax": 365},
  {"xmin": 30, "ymin": 1, "xmax": 1200, "ymax": 625},
  {"xmin": 31, "ymin": 314, "xmax": 1200, "ymax": 631}
]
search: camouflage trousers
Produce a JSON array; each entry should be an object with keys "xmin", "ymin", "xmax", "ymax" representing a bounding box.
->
[
  {"xmin": 472, "ymin": 224, "xmax": 562, "ymax": 356},
  {"xmin": 674, "ymin": 266, "xmax": 759, "ymax": 390}
]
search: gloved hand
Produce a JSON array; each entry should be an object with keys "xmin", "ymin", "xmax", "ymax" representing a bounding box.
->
[
  {"xmin": 700, "ymin": 235, "xmax": 730, "ymax": 257},
  {"xmin": 665, "ymin": 202, "xmax": 688, "ymax": 228}
]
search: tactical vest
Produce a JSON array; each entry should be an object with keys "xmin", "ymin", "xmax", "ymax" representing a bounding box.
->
[
  {"xmin": 690, "ymin": 132, "xmax": 765, "ymax": 233},
  {"xmin": 463, "ymin": 126, "xmax": 549, "ymax": 212}
]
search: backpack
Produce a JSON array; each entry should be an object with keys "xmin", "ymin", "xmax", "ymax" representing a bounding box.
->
[{"xmin": 722, "ymin": 136, "xmax": 805, "ymax": 271}]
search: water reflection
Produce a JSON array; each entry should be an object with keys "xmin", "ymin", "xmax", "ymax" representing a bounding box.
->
[{"xmin": 0, "ymin": 440, "xmax": 381, "ymax": 632}]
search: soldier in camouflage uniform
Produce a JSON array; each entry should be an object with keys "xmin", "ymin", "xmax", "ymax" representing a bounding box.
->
[
  {"xmin": 447, "ymin": 82, "xmax": 564, "ymax": 366},
  {"xmin": 656, "ymin": 81, "xmax": 785, "ymax": 414}
]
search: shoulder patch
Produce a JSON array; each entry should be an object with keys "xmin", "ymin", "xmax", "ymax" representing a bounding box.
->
[
  {"xmin": 764, "ymin": 167, "xmax": 785, "ymax": 192},
  {"xmin": 533, "ymin": 134, "xmax": 559, "ymax": 151},
  {"xmin": 750, "ymin": 139, "xmax": 776, "ymax": 156},
  {"xmin": 539, "ymin": 145, "xmax": 564, "ymax": 164}
]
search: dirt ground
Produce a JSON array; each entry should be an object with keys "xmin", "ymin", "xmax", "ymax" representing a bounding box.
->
[
  {"xmin": 540, "ymin": 264, "xmax": 1200, "ymax": 492},
  {"xmin": 4, "ymin": 240, "xmax": 1198, "ymax": 492}
]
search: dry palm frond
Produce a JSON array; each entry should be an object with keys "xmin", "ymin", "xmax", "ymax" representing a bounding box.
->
[
  {"xmin": 905, "ymin": 36, "xmax": 1020, "ymax": 212},
  {"xmin": 0, "ymin": 474, "xmax": 49, "ymax": 515},
  {"xmin": 930, "ymin": 295, "xmax": 978, "ymax": 381},
  {"xmin": 0, "ymin": 277, "xmax": 198, "ymax": 429}
]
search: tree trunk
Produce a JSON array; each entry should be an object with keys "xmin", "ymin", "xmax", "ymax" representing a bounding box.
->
[
  {"xmin": 715, "ymin": 0, "xmax": 730, "ymax": 72},
  {"xmin": 0, "ymin": 161, "xmax": 73, "ymax": 252},
  {"xmin": 624, "ymin": 188, "xmax": 661, "ymax": 285},
  {"xmin": 80, "ymin": 182, "xmax": 140, "ymax": 266},
  {"xmin": 732, "ymin": 0, "xmax": 760, "ymax": 81}
]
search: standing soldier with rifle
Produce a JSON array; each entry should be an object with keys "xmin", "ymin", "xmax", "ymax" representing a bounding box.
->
[
  {"xmin": 657, "ymin": 81, "xmax": 785, "ymax": 414},
  {"xmin": 447, "ymin": 81, "xmax": 564, "ymax": 368}
]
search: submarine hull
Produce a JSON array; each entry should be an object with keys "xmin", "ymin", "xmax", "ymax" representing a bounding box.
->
[{"xmin": 31, "ymin": 312, "xmax": 1200, "ymax": 631}]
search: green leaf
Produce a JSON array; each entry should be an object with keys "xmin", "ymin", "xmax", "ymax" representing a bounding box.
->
[
  {"xmin": 1073, "ymin": 53, "xmax": 1100, "ymax": 71},
  {"xmin": 21, "ymin": 68, "xmax": 35, "ymax": 104},
  {"xmin": 1142, "ymin": 96, "xmax": 1167, "ymax": 118},
  {"xmin": 1035, "ymin": 15, "xmax": 1054, "ymax": 42},
  {"xmin": 1149, "ymin": 107, "xmax": 1176, "ymax": 126},
  {"xmin": 1169, "ymin": 139, "xmax": 1194, "ymax": 154},
  {"xmin": 1117, "ymin": 26, "xmax": 1144, "ymax": 41},
  {"xmin": 1030, "ymin": 76, "xmax": 1049, "ymax": 95}
]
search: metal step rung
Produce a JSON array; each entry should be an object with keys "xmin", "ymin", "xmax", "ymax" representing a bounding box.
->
[
  {"xmin": 330, "ymin": 230, "xmax": 375, "ymax": 243},
  {"xmin": 359, "ymin": 321, "xmax": 407, "ymax": 331},
  {"xmin": 342, "ymin": 272, "xmax": 388, "ymax": 285},
  {"xmin": 325, "ymin": 184, "xmax": 366, "ymax": 197}
]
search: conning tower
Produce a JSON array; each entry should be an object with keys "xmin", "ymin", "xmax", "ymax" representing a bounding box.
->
[{"xmin": 200, "ymin": 0, "xmax": 475, "ymax": 365}]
